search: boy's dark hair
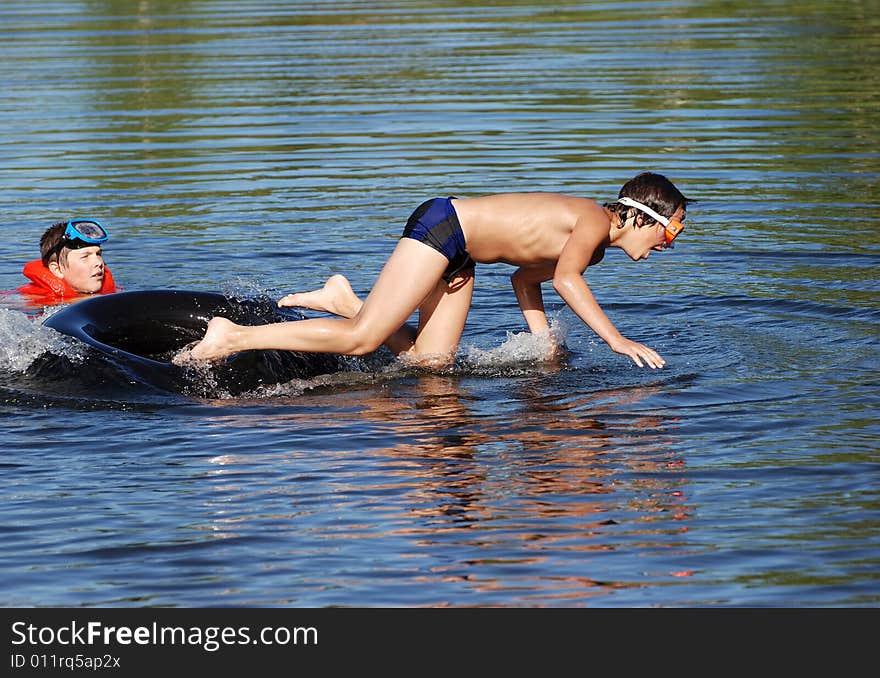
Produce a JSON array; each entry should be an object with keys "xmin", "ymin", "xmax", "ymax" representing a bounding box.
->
[
  {"xmin": 604, "ymin": 172, "xmax": 692, "ymax": 227},
  {"xmin": 40, "ymin": 222, "xmax": 69, "ymax": 266},
  {"xmin": 40, "ymin": 221, "xmax": 99, "ymax": 267}
]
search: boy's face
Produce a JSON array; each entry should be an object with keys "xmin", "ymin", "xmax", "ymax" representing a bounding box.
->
[
  {"xmin": 51, "ymin": 245, "xmax": 106, "ymax": 293},
  {"xmin": 649, "ymin": 205, "xmax": 687, "ymax": 253},
  {"xmin": 629, "ymin": 205, "xmax": 686, "ymax": 260}
]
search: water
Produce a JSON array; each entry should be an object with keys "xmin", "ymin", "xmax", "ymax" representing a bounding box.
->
[{"xmin": 0, "ymin": 1, "xmax": 878, "ymax": 607}]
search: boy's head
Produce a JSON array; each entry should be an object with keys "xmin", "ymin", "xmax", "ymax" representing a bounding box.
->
[
  {"xmin": 606, "ymin": 172, "xmax": 692, "ymax": 248},
  {"xmin": 40, "ymin": 220, "xmax": 109, "ymax": 294}
]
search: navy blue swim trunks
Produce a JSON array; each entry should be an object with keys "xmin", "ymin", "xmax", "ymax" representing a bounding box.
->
[{"xmin": 401, "ymin": 196, "xmax": 475, "ymax": 283}]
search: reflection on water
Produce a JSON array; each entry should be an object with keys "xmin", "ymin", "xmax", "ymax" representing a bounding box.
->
[
  {"xmin": 0, "ymin": 1, "xmax": 877, "ymax": 606},
  {"xmin": 189, "ymin": 374, "xmax": 692, "ymax": 604}
]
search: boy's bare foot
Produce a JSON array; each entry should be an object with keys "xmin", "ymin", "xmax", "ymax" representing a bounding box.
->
[
  {"xmin": 173, "ymin": 316, "xmax": 240, "ymax": 363},
  {"xmin": 277, "ymin": 274, "xmax": 361, "ymax": 319}
]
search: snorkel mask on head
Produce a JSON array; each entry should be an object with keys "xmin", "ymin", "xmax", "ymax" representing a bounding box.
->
[
  {"xmin": 46, "ymin": 220, "xmax": 110, "ymax": 263},
  {"xmin": 62, "ymin": 220, "xmax": 109, "ymax": 246},
  {"xmin": 618, "ymin": 197, "xmax": 684, "ymax": 248}
]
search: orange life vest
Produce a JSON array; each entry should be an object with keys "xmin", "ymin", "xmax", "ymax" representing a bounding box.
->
[{"xmin": 16, "ymin": 259, "xmax": 118, "ymax": 306}]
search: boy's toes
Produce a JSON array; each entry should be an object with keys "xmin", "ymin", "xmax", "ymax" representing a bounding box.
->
[{"xmin": 172, "ymin": 341, "xmax": 200, "ymax": 365}]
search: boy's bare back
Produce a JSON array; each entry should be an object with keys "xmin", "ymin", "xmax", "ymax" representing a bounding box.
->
[{"xmin": 452, "ymin": 193, "xmax": 610, "ymax": 266}]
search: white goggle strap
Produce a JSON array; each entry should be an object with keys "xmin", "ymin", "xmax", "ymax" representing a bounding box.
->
[{"xmin": 618, "ymin": 197, "xmax": 669, "ymax": 226}]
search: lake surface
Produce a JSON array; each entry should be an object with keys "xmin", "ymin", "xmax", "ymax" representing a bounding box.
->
[{"xmin": 0, "ymin": 1, "xmax": 877, "ymax": 607}]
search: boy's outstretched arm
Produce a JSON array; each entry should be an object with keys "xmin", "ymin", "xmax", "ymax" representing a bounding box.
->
[{"xmin": 553, "ymin": 216, "xmax": 666, "ymax": 369}]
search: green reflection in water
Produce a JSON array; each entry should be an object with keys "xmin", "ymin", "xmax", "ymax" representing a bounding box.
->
[{"xmin": 2, "ymin": 1, "xmax": 878, "ymax": 253}]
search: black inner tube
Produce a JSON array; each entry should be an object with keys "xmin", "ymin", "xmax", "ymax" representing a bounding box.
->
[{"xmin": 41, "ymin": 289, "xmax": 346, "ymax": 395}]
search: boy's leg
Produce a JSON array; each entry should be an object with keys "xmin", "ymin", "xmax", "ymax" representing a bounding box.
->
[
  {"xmin": 405, "ymin": 271, "xmax": 474, "ymax": 361},
  {"xmin": 278, "ymin": 275, "xmax": 362, "ymax": 318},
  {"xmin": 278, "ymin": 271, "xmax": 473, "ymax": 362},
  {"xmin": 278, "ymin": 274, "xmax": 418, "ymax": 355},
  {"xmin": 180, "ymin": 239, "xmax": 449, "ymax": 361}
]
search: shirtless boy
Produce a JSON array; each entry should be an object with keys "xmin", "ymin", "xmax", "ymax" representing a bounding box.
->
[{"xmin": 181, "ymin": 172, "xmax": 690, "ymax": 369}]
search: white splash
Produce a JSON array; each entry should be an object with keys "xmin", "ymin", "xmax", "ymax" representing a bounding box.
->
[
  {"xmin": 463, "ymin": 316, "xmax": 570, "ymax": 369},
  {"xmin": 0, "ymin": 308, "xmax": 84, "ymax": 372},
  {"xmin": 175, "ymin": 357, "xmax": 228, "ymax": 398}
]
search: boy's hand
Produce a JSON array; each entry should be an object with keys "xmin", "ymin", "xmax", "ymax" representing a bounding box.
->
[{"xmin": 609, "ymin": 337, "xmax": 666, "ymax": 369}]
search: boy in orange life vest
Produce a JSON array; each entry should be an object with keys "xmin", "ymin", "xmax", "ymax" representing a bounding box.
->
[{"xmin": 17, "ymin": 220, "xmax": 118, "ymax": 306}]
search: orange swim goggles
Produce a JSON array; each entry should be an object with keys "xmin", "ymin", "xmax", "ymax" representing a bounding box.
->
[{"xmin": 619, "ymin": 197, "xmax": 685, "ymax": 248}]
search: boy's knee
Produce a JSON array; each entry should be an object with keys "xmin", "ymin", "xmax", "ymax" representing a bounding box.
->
[
  {"xmin": 346, "ymin": 324, "xmax": 385, "ymax": 355},
  {"xmin": 348, "ymin": 340, "xmax": 381, "ymax": 356}
]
